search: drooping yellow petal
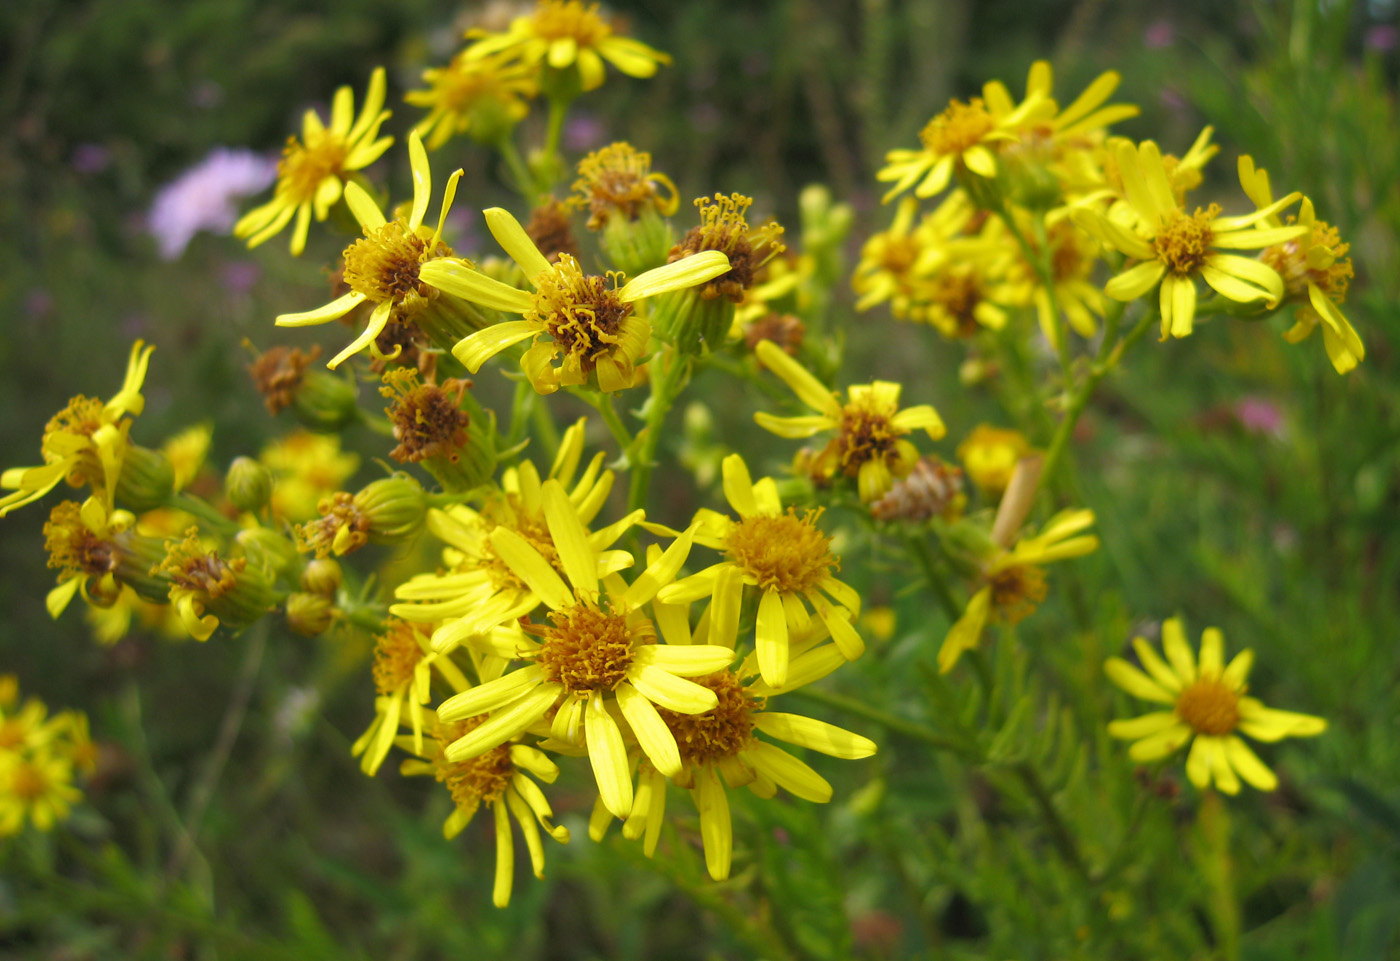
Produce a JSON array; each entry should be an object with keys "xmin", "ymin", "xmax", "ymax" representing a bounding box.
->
[
  {"xmin": 617, "ymin": 250, "xmax": 731, "ymax": 302},
  {"xmin": 694, "ymin": 765, "xmax": 732, "ymax": 880},
  {"xmin": 421, "ymin": 261, "xmax": 535, "ymax": 313},
  {"xmin": 451, "ymin": 320, "xmax": 541, "ymax": 373},
  {"xmin": 755, "ymin": 589, "xmax": 790, "ymax": 688},
  {"xmin": 1224, "ymin": 735, "xmax": 1277, "ymax": 791},
  {"xmin": 938, "ymin": 586, "xmax": 991, "ymax": 674},
  {"xmin": 444, "ymin": 684, "xmax": 562, "ymax": 762},
  {"xmin": 627, "ymin": 665, "xmax": 719, "ymax": 714},
  {"xmin": 747, "ymin": 741, "xmax": 832, "ymax": 802},
  {"xmin": 586, "ymin": 691, "xmax": 634, "ymax": 818},
  {"xmin": 491, "ymin": 800, "xmax": 514, "ymax": 908},
  {"xmin": 616, "ymin": 683, "xmax": 682, "ymax": 778},
  {"xmin": 754, "ymin": 340, "xmax": 840, "ymax": 416},
  {"xmin": 275, "ymin": 291, "xmax": 367, "ymax": 327}
]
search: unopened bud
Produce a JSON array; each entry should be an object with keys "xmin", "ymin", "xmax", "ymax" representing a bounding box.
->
[
  {"xmin": 226, "ymin": 457, "xmax": 273, "ymax": 513},
  {"xmin": 285, "ymin": 592, "xmax": 335, "ymax": 637},
  {"xmin": 300, "ymin": 559, "xmax": 343, "ymax": 597},
  {"xmin": 115, "ymin": 445, "xmax": 175, "ymax": 513}
]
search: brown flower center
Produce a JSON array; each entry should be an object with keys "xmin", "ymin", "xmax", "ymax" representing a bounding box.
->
[
  {"xmin": 525, "ymin": 199, "xmax": 581, "ymax": 263},
  {"xmin": 531, "ymin": 0, "xmax": 611, "ymax": 45},
  {"xmin": 381, "ymin": 369, "xmax": 471, "ymax": 464},
  {"xmin": 1175, "ymin": 678, "xmax": 1241, "ymax": 736},
  {"xmin": 158, "ymin": 528, "xmax": 245, "ymax": 600},
  {"xmin": 657, "ymin": 671, "xmax": 760, "ymax": 766},
  {"xmin": 294, "ymin": 493, "xmax": 371, "ymax": 558},
  {"xmin": 724, "ymin": 508, "xmax": 837, "ymax": 594},
  {"xmin": 528, "ymin": 256, "xmax": 634, "ymax": 372},
  {"xmin": 1152, "ymin": 204, "xmax": 1218, "ymax": 275},
  {"xmin": 248, "ymin": 345, "xmax": 321, "ymax": 415},
  {"xmin": 668, "ymin": 193, "xmax": 785, "ymax": 302},
  {"xmin": 988, "ymin": 564, "xmax": 1047, "ymax": 625},
  {"xmin": 279, "ymin": 133, "xmax": 348, "ymax": 203},
  {"xmin": 433, "ymin": 716, "xmax": 514, "ymax": 805},
  {"xmin": 343, "ymin": 221, "xmax": 453, "ymax": 312},
  {"xmin": 572, "ymin": 142, "xmax": 675, "ymax": 229},
  {"xmin": 44, "ymin": 501, "xmax": 117, "ymax": 578},
  {"xmin": 534, "ymin": 602, "xmax": 645, "ymax": 694},
  {"xmin": 834, "ymin": 403, "xmax": 900, "ymax": 474}
]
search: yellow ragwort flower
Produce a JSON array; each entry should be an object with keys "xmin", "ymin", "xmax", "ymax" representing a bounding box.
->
[
  {"xmin": 276, "ymin": 131, "xmax": 465, "ymax": 369},
  {"xmin": 391, "ymin": 418, "xmax": 640, "ymax": 651},
  {"xmin": 753, "ymin": 340, "xmax": 946, "ymax": 503},
  {"xmin": 1, "ymin": 341, "xmax": 153, "ymax": 518},
  {"xmin": 1240, "ymin": 156, "xmax": 1364, "ymax": 375},
  {"xmin": 235, "ymin": 67, "xmax": 393, "ymax": 256},
  {"xmin": 420, "ymin": 208, "xmax": 730, "ymax": 393},
  {"xmin": 656, "ymin": 454, "xmax": 865, "ymax": 688},
  {"xmin": 956, "ymin": 424, "xmax": 1035, "ymax": 499},
  {"xmin": 620, "ymin": 668, "xmax": 876, "ymax": 881},
  {"xmin": 1073, "ymin": 139, "xmax": 1308, "ymax": 340},
  {"xmin": 1106, "ymin": 618, "xmax": 1326, "ymax": 794},
  {"xmin": 940, "ymin": 509, "xmax": 1099, "ymax": 673},
  {"xmin": 259, "ymin": 431, "xmax": 360, "ymax": 523},
  {"xmin": 571, "ymin": 141, "xmax": 679, "ymax": 229},
  {"xmin": 407, "ymin": 50, "xmax": 538, "ymax": 150},
  {"xmin": 464, "ymin": 0, "xmax": 670, "ymax": 92},
  {"xmin": 430, "ymin": 482, "xmax": 736, "ymax": 819},
  {"xmin": 853, "ymin": 192, "xmax": 975, "ymax": 317},
  {"xmin": 400, "ymin": 713, "xmax": 569, "ymax": 908}
]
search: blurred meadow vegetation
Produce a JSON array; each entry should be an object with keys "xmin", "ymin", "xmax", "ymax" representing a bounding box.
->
[{"xmin": 1, "ymin": 0, "xmax": 1399, "ymax": 958}]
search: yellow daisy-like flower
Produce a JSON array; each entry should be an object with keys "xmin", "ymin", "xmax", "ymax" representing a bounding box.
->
[
  {"xmin": 351, "ymin": 618, "xmax": 477, "ymax": 776},
  {"xmin": 234, "ymin": 67, "xmax": 393, "ymax": 257},
  {"xmin": 956, "ymin": 425, "xmax": 1035, "ymax": 499},
  {"xmin": 620, "ymin": 668, "xmax": 876, "ymax": 881},
  {"xmin": 161, "ymin": 423, "xmax": 213, "ymax": 493},
  {"xmin": 407, "ymin": 50, "xmax": 538, "ymax": 151},
  {"xmin": 43, "ymin": 497, "xmax": 170, "ymax": 620},
  {"xmin": 156, "ymin": 528, "xmax": 276, "ymax": 642},
  {"xmin": 939, "ymin": 509, "xmax": 1099, "ymax": 673},
  {"xmin": 399, "ymin": 713, "xmax": 569, "ymax": 908},
  {"xmin": 419, "ymin": 208, "xmax": 730, "ymax": 394},
  {"xmin": 1072, "ymin": 140, "xmax": 1308, "ymax": 340},
  {"xmin": 570, "ymin": 141, "xmax": 680, "ymax": 230},
  {"xmin": 853, "ymin": 192, "xmax": 975, "ymax": 317},
  {"xmin": 1, "ymin": 341, "xmax": 154, "ymax": 518},
  {"xmin": 275, "ymin": 131, "xmax": 465, "ymax": 369},
  {"xmin": 464, "ymin": 0, "xmax": 671, "ymax": 92},
  {"xmin": 656, "ymin": 454, "xmax": 865, "ymax": 689},
  {"xmin": 0, "ymin": 748, "xmax": 82, "ymax": 836},
  {"xmin": 877, "ymin": 84, "xmax": 1053, "ymax": 203},
  {"xmin": 1105, "ymin": 618, "xmax": 1326, "ymax": 794},
  {"xmin": 391, "ymin": 418, "xmax": 639, "ymax": 651},
  {"xmin": 1239, "ymin": 157, "xmax": 1364, "ymax": 375},
  {"xmin": 259, "ymin": 431, "xmax": 360, "ymax": 524},
  {"xmin": 1000, "ymin": 208, "xmax": 1106, "ymax": 348},
  {"xmin": 752, "ymin": 340, "xmax": 946, "ymax": 503},
  {"xmin": 430, "ymin": 482, "xmax": 736, "ymax": 819}
]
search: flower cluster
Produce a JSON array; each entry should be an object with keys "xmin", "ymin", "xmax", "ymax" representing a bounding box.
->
[{"xmin": 0, "ymin": 678, "xmax": 94, "ymax": 836}]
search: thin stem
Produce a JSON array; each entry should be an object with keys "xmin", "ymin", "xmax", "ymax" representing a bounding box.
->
[
  {"xmin": 166, "ymin": 625, "xmax": 266, "ymax": 882},
  {"xmin": 627, "ymin": 351, "xmax": 690, "ymax": 512},
  {"xmin": 495, "ymin": 136, "xmax": 536, "ymax": 205},
  {"xmin": 789, "ymin": 687, "xmax": 978, "ymax": 759},
  {"xmin": 1013, "ymin": 760, "xmax": 1092, "ymax": 884},
  {"xmin": 904, "ymin": 534, "xmax": 962, "ymax": 621},
  {"xmin": 571, "ymin": 387, "xmax": 634, "ymax": 453},
  {"xmin": 1030, "ymin": 214, "xmax": 1073, "ymax": 379}
]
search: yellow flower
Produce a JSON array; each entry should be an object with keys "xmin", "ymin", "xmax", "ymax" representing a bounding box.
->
[
  {"xmin": 351, "ymin": 618, "xmax": 478, "ymax": 776},
  {"xmin": 275, "ymin": 131, "xmax": 466, "ymax": 369},
  {"xmin": 0, "ymin": 749, "xmax": 82, "ymax": 835},
  {"xmin": 235, "ymin": 67, "xmax": 393, "ymax": 256},
  {"xmin": 407, "ymin": 50, "xmax": 537, "ymax": 150},
  {"xmin": 156, "ymin": 528, "xmax": 276, "ymax": 641},
  {"xmin": 571, "ymin": 141, "xmax": 679, "ymax": 229},
  {"xmin": 391, "ymin": 418, "xmax": 640, "ymax": 650},
  {"xmin": 43, "ymin": 497, "xmax": 169, "ymax": 620},
  {"xmin": 464, "ymin": 0, "xmax": 670, "ymax": 92},
  {"xmin": 620, "ymin": 668, "xmax": 876, "ymax": 881},
  {"xmin": 753, "ymin": 340, "xmax": 945, "ymax": 502},
  {"xmin": 939, "ymin": 509, "xmax": 1099, "ymax": 673},
  {"xmin": 877, "ymin": 82, "xmax": 1054, "ymax": 202},
  {"xmin": 259, "ymin": 431, "xmax": 360, "ymax": 523},
  {"xmin": 1, "ymin": 341, "xmax": 154, "ymax": 517},
  {"xmin": 399, "ymin": 714, "xmax": 569, "ymax": 908},
  {"xmin": 656, "ymin": 454, "xmax": 865, "ymax": 688},
  {"xmin": 1072, "ymin": 140, "xmax": 1308, "ymax": 340},
  {"xmin": 420, "ymin": 208, "xmax": 730, "ymax": 394},
  {"xmin": 1105, "ymin": 619, "xmax": 1326, "ymax": 794},
  {"xmin": 956, "ymin": 425, "xmax": 1035, "ymax": 498},
  {"xmin": 1240, "ymin": 156, "xmax": 1364, "ymax": 374},
  {"xmin": 1000, "ymin": 208, "xmax": 1106, "ymax": 348},
  {"xmin": 161, "ymin": 423, "xmax": 213, "ymax": 492},
  {"xmin": 853, "ymin": 192, "xmax": 975, "ymax": 317},
  {"xmin": 431, "ymin": 502, "xmax": 736, "ymax": 819}
]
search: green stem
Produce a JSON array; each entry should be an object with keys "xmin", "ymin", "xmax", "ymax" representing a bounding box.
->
[
  {"xmin": 167, "ymin": 493, "xmax": 238, "ymax": 536},
  {"xmin": 495, "ymin": 136, "xmax": 536, "ymax": 205},
  {"xmin": 571, "ymin": 388, "xmax": 634, "ymax": 453},
  {"xmin": 904, "ymin": 534, "xmax": 962, "ymax": 621},
  {"xmin": 627, "ymin": 352, "xmax": 690, "ymax": 512},
  {"xmin": 789, "ymin": 687, "xmax": 978, "ymax": 759},
  {"xmin": 1035, "ymin": 304, "xmax": 1154, "ymax": 498},
  {"xmin": 1014, "ymin": 760, "xmax": 1092, "ymax": 884}
]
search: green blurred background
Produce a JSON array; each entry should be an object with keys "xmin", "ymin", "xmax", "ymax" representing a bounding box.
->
[{"xmin": 2, "ymin": 0, "xmax": 1399, "ymax": 958}]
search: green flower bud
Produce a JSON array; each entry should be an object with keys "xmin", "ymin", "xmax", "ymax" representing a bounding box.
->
[
  {"xmin": 300, "ymin": 559, "xmax": 343, "ymax": 597},
  {"xmin": 235, "ymin": 526, "xmax": 302, "ymax": 580},
  {"xmin": 115, "ymin": 444, "xmax": 175, "ymax": 513},
  {"xmin": 291, "ymin": 369, "xmax": 360, "ymax": 433},
  {"xmin": 226, "ymin": 457, "xmax": 273, "ymax": 514},
  {"xmin": 285, "ymin": 592, "xmax": 335, "ymax": 637}
]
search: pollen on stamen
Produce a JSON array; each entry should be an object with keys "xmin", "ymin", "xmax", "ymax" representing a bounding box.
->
[
  {"xmin": 657, "ymin": 671, "xmax": 760, "ymax": 766},
  {"xmin": 1174, "ymin": 678, "xmax": 1241, "ymax": 736},
  {"xmin": 372, "ymin": 619, "xmax": 427, "ymax": 695},
  {"xmin": 1152, "ymin": 204, "xmax": 1219, "ymax": 275},
  {"xmin": 343, "ymin": 222, "xmax": 454, "ymax": 314},
  {"xmin": 533, "ymin": 602, "xmax": 647, "ymax": 694},
  {"xmin": 724, "ymin": 508, "xmax": 837, "ymax": 595},
  {"xmin": 433, "ymin": 716, "xmax": 515, "ymax": 805},
  {"xmin": 920, "ymin": 98, "xmax": 996, "ymax": 156}
]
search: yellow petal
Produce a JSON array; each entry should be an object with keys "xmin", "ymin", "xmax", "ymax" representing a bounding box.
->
[
  {"xmin": 1106, "ymin": 711, "xmax": 1180, "ymax": 740},
  {"xmin": 326, "ymin": 300, "xmax": 393, "ymax": 369},
  {"xmin": 1104, "ymin": 260, "xmax": 1166, "ymax": 303},
  {"xmin": 275, "ymin": 291, "xmax": 367, "ymax": 327},
  {"xmin": 617, "ymin": 250, "xmax": 731, "ymax": 302},
  {"xmin": 721, "ymin": 454, "xmax": 759, "ymax": 517},
  {"xmin": 631, "ymin": 643, "xmax": 735, "ymax": 676},
  {"xmin": 343, "ymin": 181, "xmax": 386, "ymax": 232},
  {"xmin": 753, "ymin": 713, "xmax": 876, "ymax": 758},
  {"xmin": 484, "ymin": 207, "xmax": 552, "ymax": 283},
  {"xmin": 754, "ymin": 340, "xmax": 839, "ymax": 416},
  {"xmin": 756, "ymin": 590, "xmax": 790, "ymax": 688},
  {"xmin": 451, "ymin": 320, "xmax": 540, "ymax": 373},
  {"xmin": 542, "ymin": 479, "xmax": 597, "ymax": 600},
  {"xmin": 938, "ymin": 586, "xmax": 991, "ymax": 674},
  {"xmin": 444, "ymin": 685, "xmax": 561, "ymax": 762},
  {"xmin": 1124, "ymin": 722, "xmax": 1193, "ymax": 761},
  {"xmin": 437, "ymin": 665, "xmax": 545, "ymax": 721},
  {"xmin": 1103, "ymin": 657, "xmax": 1175, "ymax": 704},
  {"xmin": 1198, "ymin": 627, "xmax": 1225, "ymax": 678},
  {"xmin": 1224, "ymin": 735, "xmax": 1277, "ymax": 791},
  {"xmin": 492, "ymin": 801, "xmax": 514, "ymax": 908},
  {"xmin": 421, "ymin": 261, "xmax": 535, "ymax": 313},
  {"xmin": 694, "ymin": 765, "xmax": 733, "ymax": 880},
  {"xmin": 407, "ymin": 130, "xmax": 432, "ymax": 232},
  {"xmin": 747, "ymin": 741, "xmax": 832, "ymax": 802},
  {"xmin": 616, "ymin": 683, "xmax": 682, "ymax": 778},
  {"xmin": 1161, "ymin": 618, "xmax": 1196, "ymax": 684},
  {"xmin": 487, "ymin": 527, "xmax": 573, "ymax": 611},
  {"xmin": 585, "ymin": 692, "xmax": 633, "ymax": 818},
  {"xmin": 627, "ymin": 665, "xmax": 719, "ymax": 714}
]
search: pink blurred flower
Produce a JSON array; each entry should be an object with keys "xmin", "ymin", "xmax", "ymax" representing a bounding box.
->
[
  {"xmin": 1144, "ymin": 19, "xmax": 1175, "ymax": 49},
  {"xmin": 1366, "ymin": 25, "xmax": 1398, "ymax": 52},
  {"xmin": 1235, "ymin": 396, "xmax": 1284, "ymax": 437},
  {"xmin": 147, "ymin": 147, "xmax": 276, "ymax": 260}
]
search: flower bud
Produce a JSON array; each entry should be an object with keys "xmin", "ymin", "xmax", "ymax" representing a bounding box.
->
[
  {"xmin": 285, "ymin": 592, "xmax": 335, "ymax": 637},
  {"xmin": 292, "ymin": 369, "xmax": 361, "ymax": 433},
  {"xmin": 294, "ymin": 475, "xmax": 427, "ymax": 558},
  {"xmin": 300, "ymin": 559, "xmax": 343, "ymax": 597},
  {"xmin": 235, "ymin": 526, "xmax": 302, "ymax": 580},
  {"xmin": 226, "ymin": 457, "xmax": 273, "ymax": 513},
  {"xmin": 115, "ymin": 444, "xmax": 175, "ymax": 513}
]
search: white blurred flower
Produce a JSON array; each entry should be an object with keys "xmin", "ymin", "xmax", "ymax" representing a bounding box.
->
[{"xmin": 147, "ymin": 147, "xmax": 276, "ymax": 260}]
